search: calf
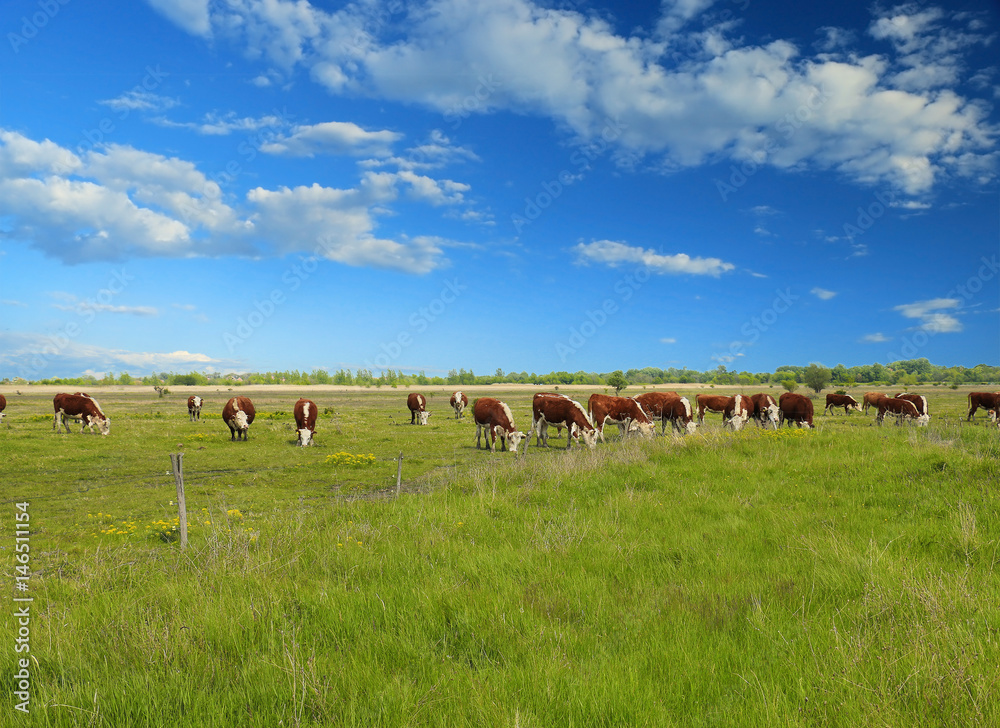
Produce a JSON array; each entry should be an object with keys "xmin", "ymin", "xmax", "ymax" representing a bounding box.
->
[
  {"xmin": 293, "ymin": 398, "xmax": 317, "ymax": 446},
  {"xmin": 967, "ymin": 392, "xmax": 1000, "ymax": 421},
  {"xmin": 588, "ymin": 393, "xmax": 655, "ymax": 441},
  {"xmin": 187, "ymin": 395, "xmax": 203, "ymax": 421},
  {"xmin": 532, "ymin": 392, "xmax": 597, "ymax": 450},
  {"xmin": 634, "ymin": 392, "xmax": 697, "ymax": 435},
  {"xmin": 407, "ymin": 392, "xmax": 431, "ymax": 425},
  {"xmin": 749, "ymin": 393, "xmax": 780, "ymax": 429},
  {"xmin": 223, "ymin": 396, "xmax": 256, "ymax": 441},
  {"xmin": 723, "ymin": 394, "xmax": 752, "ymax": 431},
  {"xmin": 450, "ymin": 391, "xmax": 468, "ymax": 419},
  {"xmin": 877, "ymin": 397, "xmax": 920, "ymax": 426},
  {"xmin": 862, "ymin": 391, "xmax": 887, "ymax": 415},
  {"xmin": 824, "ymin": 393, "xmax": 860, "ymax": 415},
  {"xmin": 53, "ymin": 392, "xmax": 111, "ymax": 435},
  {"xmin": 0, "ymin": 393, "xmax": 6, "ymax": 422},
  {"xmin": 473, "ymin": 397, "xmax": 526, "ymax": 453},
  {"xmin": 778, "ymin": 393, "xmax": 814, "ymax": 428}
]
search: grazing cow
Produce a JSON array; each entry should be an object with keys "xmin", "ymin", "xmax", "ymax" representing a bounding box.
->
[
  {"xmin": 473, "ymin": 397, "xmax": 526, "ymax": 453},
  {"xmin": 223, "ymin": 396, "xmax": 256, "ymax": 441},
  {"xmin": 778, "ymin": 393, "xmax": 814, "ymax": 428},
  {"xmin": 695, "ymin": 394, "xmax": 732, "ymax": 424},
  {"xmin": 450, "ymin": 391, "xmax": 468, "ymax": 419},
  {"xmin": 749, "ymin": 393, "xmax": 780, "ymax": 429},
  {"xmin": 862, "ymin": 391, "xmax": 887, "ymax": 415},
  {"xmin": 894, "ymin": 393, "xmax": 930, "ymax": 426},
  {"xmin": 407, "ymin": 393, "xmax": 431, "ymax": 425},
  {"xmin": 53, "ymin": 393, "xmax": 111, "ymax": 435},
  {"xmin": 824, "ymin": 393, "xmax": 861, "ymax": 415},
  {"xmin": 532, "ymin": 392, "xmax": 597, "ymax": 450},
  {"xmin": 293, "ymin": 398, "xmax": 317, "ymax": 446},
  {"xmin": 722, "ymin": 394, "xmax": 752, "ymax": 431},
  {"xmin": 588, "ymin": 393, "xmax": 655, "ymax": 441},
  {"xmin": 187, "ymin": 395, "xmax": 203, "ymax": 421},
  {"xmin": 0, "ymin": 393, "xmax": 6, "ymax": 422},
  {"xmin": 634, "ymin": 392, "xmax": 697, "ymax": 435},
  {"xmin": 877, "ymin": 397, "xmax": 920, "ymax": 426},
  {"xmin": 967, "ymin": 392, "xmax": 1000, "ymax": 421}
]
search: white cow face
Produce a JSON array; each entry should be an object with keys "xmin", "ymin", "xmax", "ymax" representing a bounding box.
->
[
  {"xmin": 234, "ymin": 411, "xmax": 249, "ymax": 431},
  {"xmin": 634, "ymin": 421, "xmax": 655, "ymax": 439},
  {"xmin": 95, "ymin": 416, "xmax": 111, "ymax": 436},
  {"xmin": 417, "ymin": 411, "xmax": 430, "ymax": 425},
  {"xmin": 506, "ymin": 430, "xmax": 526, "ymax": 453},
  {"xmin": 765, "ymin": 404, "xmax": 780, "ymax": 429},
  {"xmin": 297, "ymin": 428, "xmax": 314, "ymax": 446},
  {"xmin": 684, "ymin": 420, "xmax": 698, "ymax": 435},
  {"xmin": 727, "ymin": 413, "xmax": 748, "ymax": 432},
  {"xmin": 916, "ymin": 414, "xmax": 930, "ymax": 427},
  {"xmin": 572, "ymin": 424, "xmax": 598, "ymax": 450}
]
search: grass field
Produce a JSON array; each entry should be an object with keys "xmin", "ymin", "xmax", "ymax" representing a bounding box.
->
[{"xmin": 2, "ymin": 383, "xmax": 999, "ymax": 726}]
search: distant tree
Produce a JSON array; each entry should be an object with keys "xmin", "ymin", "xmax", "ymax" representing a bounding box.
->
[
  {"xmin": 781, "ymin": 379, "xmax": 798, "ymax": 393},
  {"xmin": 606, "ymin": 370, "xmax": 628, "ymax": 395},
  {"xmin": 803, "ymin": 363, "xmax": 831, "ymax": 394}
]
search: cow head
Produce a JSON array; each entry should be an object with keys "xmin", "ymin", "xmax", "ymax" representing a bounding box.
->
[
  {"xmin": 506, "ymin": 430, "xmax": 526, "ymax": 453},
  {"xmin": 571, "ymin": 423, "xmax": 598, "ymax": 450},
  {"xmin": 764, "ymin": 403, "xmax": 780, "ymax": 429},
  {"xmin": 916, "ymin": 414, "xmax": 930, "ymax": 427},
  {"xmin": 633, "ymin": 421, "xmax": 655, "ymax": 438},
  {"xmin": 417, "ymin": 410, "xmax": 430, "ymax": 425},
  {"xmin": 684, "ymin": 419, "xmax": 698, "ymax": 435},
  {"xmin": 297, "ymin": 428, "xmax": 314, "ymax": 446},
  {"xmin": 233, "ymin": 410, "xmax": 249, "ymax": 432},
  {"xmin": 92, "ymin": 415, "xmax": 111, "ymax": 436}
]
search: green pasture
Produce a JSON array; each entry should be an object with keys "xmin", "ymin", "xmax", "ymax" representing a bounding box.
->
[{"xmin": 1, "ymin": 384, "xmax": 998, "ymax": 726}]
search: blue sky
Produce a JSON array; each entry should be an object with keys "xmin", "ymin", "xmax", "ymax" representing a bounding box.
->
[{"xmin": 1, "ymin": 0, "xmax": 998, "ymax": 380}]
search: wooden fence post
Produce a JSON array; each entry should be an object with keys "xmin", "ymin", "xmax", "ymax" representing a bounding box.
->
[
  {"xmin": 169, "ymin": 453, "xmax": 188, "ymax": 548},
  {"xmin": 395, "ymin": 452, "xmax": 404, "ymax": 496}
]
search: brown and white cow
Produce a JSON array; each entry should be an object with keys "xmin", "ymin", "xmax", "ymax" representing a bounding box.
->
[
  {"xmin": 723, "ymin": 394, "xmax": 752, "ymax": 431},
  {"xmin": 187, "ymin": 395, "xmax": 203, "ymax": 421},
  {"xmin": 473, "ymin": 397, "xmax": 526, "ymax": 453},
  {"xmin": 967, "ymin": 392, "xmax": 1000, "ymax": 421},
  {"xmin": 695, "ymin": 394, "xmax": 731, "ymax": 424},
  {"xmin": 53, "ymin": 393, "xmax": 111, "ymax": 435},
  {"xmin": 293, "ymin": 398, "xmax": 317, "ymax": 446},
  {"xmin": 633, "ymin": 392, "xmax": 697, "ymax": 435},
  {"xmin": 449, "ymin": 391, "xmax": 468, "ymax": 419},
  {"xmin": 749, "ymin": 393, "xmax": 780, "ymax": 429},
  {"xmin": 824, "ymin": 393, "xmax": 861, "ymax": 415},
  {"xmin": 532, "ymin": 392, "xmax": 597, "ymax": 450},
  {"xmin": 778, "ymin": 392, "xmax": 814, "ymax": 428},
  {"xmin": 223, "ymin": 396, "xmax": 256, "ymax": 441},
  {"xmin": 407, "ymin": 392, "xmax": 430, "ymax": 425},
  {"xmin": 876, "ymin": 397, "xmax": 920, "ymax": 426},
  {"xmin": 862, "ymin": 391, "xmax": 887, "ymax": 415},
  {"xmin": 894, "ymin": 393, "xmax": 930, "ymax": 426},
  {"xmin": 0, "ymin": 393, "xmax": 6, "ymax": 423},
  {"xmin": 588, "ymin": 393, "xmax": 655, "ymax": 441}
]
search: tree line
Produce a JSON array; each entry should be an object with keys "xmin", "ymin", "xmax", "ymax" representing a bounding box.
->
[{"xmin": 8, "ymin": 358, "xmax": 998, "ymax": 392}]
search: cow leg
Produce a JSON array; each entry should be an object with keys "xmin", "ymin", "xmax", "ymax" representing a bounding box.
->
[
  {"xmin": 967, "ymin": 405, "xmax": 977, "ymax": 421},
  {"xmin": 475, "ymin": 423, "xmax": 482, "ymax": 449}
]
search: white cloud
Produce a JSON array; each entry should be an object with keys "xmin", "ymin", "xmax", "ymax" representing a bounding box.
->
[
  {"xmin": 99, "ymin": 91, "xmax": 179, "ymax": 114},
  {"xmin": 574, "ymin": 240, "xmax": 735, "ymax": 277},
  {"xmin": 154, "ymin": 111, "xmax": 292, "ymax": 136},
  {"xmin": 862, "ymin": 332, "xmax": 890, "ymax": 343},
  {"xmin": 260, "ymin": 121, "xmax": 403, "ymax": 157},
  {"xmin": 893, "ymin": 297, "xmax": 963, "ymax": 333},
  {"xmin": 147, "ymin": 0, "xmax": 1000, "ymax": 195},
  {"xmin": 811, "ymin": 287, "xmax": 837, "ymax": 300},
  {"xmin": 660, "ymin": 337, "xmax": 677, "ymax": 344},
  {"xmin": 0, "ymin": 129, "xmax": 460, "ymax": 273},
  {"xmin": 144, "ymin": 0, "xmax": 211, "ymax": 38}
]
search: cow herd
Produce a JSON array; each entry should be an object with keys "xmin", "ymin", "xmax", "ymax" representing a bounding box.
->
[{"xmin": 0, "ymin": 388, "xmax": 995, "ymax": 451}]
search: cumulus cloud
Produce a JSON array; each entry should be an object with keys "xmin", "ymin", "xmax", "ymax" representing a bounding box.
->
[
  {"xmin": 260, "ymin": 121, "xmax": 403, "ymax": 157},
  {"xmin": 573, "ymin": 240, "xmax": 735, "ymax": 277},
  {"xmin": 893, "ymin": 297, "xmax": 963, "ymax": 332},
  {"xmin": 862, "ymin": 332, "xmax": 890, "ymax": 343},
  {"xmin": 146, "ymin": 0, "xmax": 999, "ymax": 195},
  {"xmin": 811, "ymin": 287, "xmax": 837, "ymax": 300},
  {"xmin": 0, "ymin": 129, "xmax": 462, "ymax": 273}
]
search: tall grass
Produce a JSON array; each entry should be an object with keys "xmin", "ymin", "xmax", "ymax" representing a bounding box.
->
[{"xmin": 1, "ymin": 386, "xmax": 998, "ymax": 726}]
